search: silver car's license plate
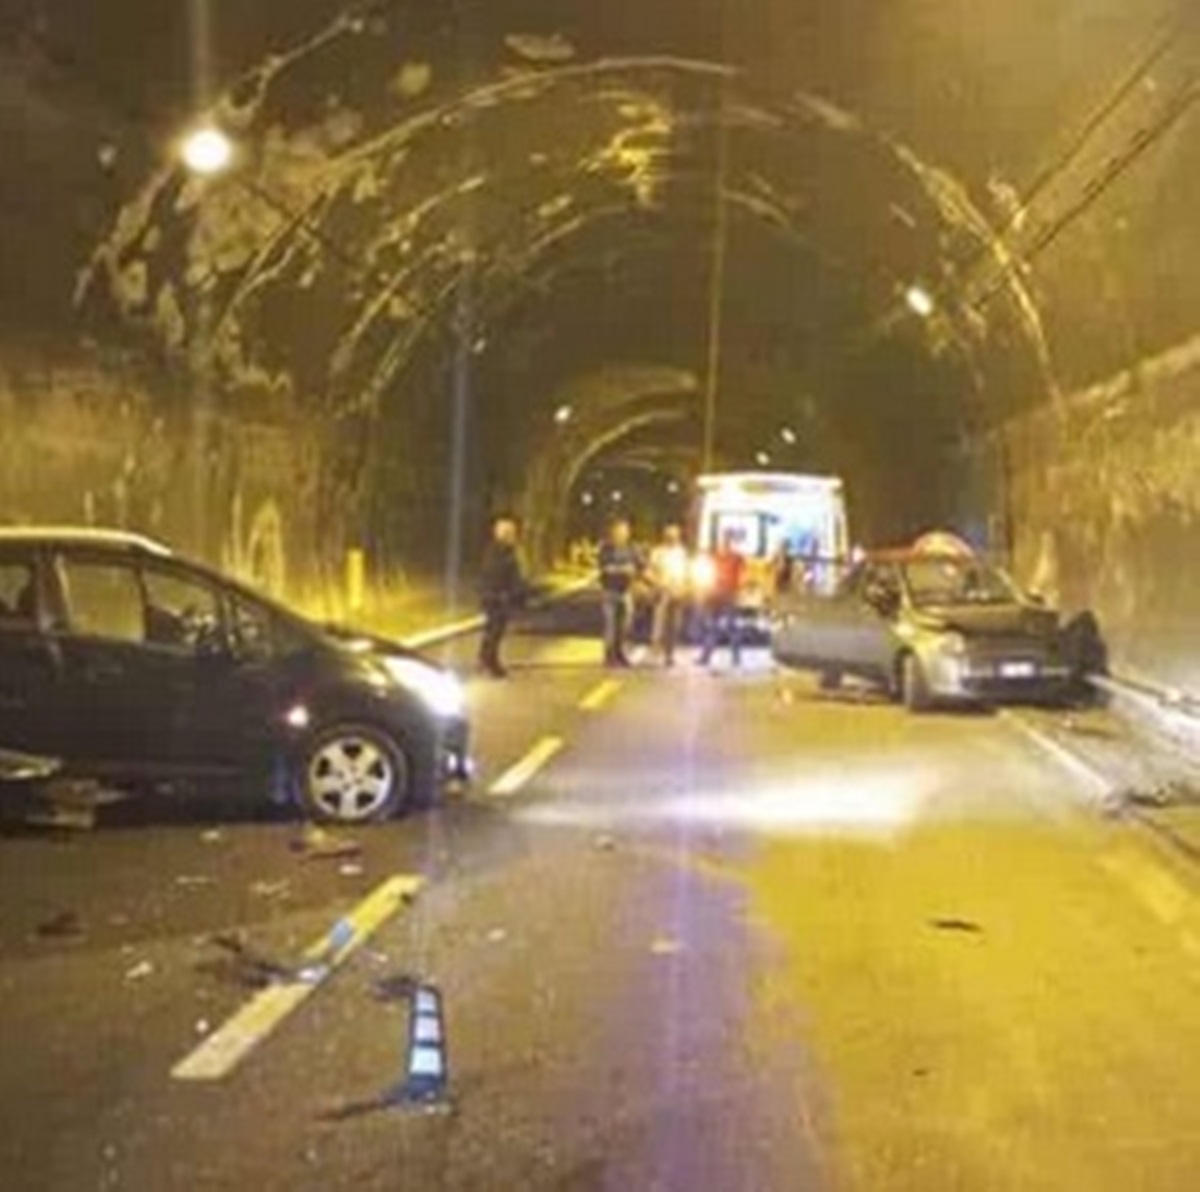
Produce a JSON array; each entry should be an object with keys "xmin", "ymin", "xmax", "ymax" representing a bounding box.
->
[{"xmin": 999, "ymin": 660, "xmax": 1038, "ymax": 679}]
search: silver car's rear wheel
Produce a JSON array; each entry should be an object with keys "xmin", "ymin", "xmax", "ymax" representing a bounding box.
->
[{"xmin": 299, "ymin": 726, "xmax": 408, "ymax": 824}]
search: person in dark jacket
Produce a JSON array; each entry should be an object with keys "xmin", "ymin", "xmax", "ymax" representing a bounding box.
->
[
  {"xmin": 597, "ymin": 518, "xmax": 641, "ymax": 667},
  {"xmin": 478, "ymin": 516, "xmax": 525, "ymax": 678}
]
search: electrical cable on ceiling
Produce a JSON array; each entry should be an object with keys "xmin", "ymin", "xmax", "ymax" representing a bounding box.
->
[{"xmin": 970, "ymin": 72, "xmax": 1199, "ymax": 312}]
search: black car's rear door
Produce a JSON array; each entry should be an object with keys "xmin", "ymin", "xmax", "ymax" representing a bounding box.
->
[
  {"xmin": 0, "ymin": 546, "xmax": 63, "ymax": 757},
  {"xmin": 51, "ymin": 551, "xmax": 180, "ymax": 775}
]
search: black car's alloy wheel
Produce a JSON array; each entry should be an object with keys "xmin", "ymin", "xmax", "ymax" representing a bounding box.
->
[{"xmin": 298, "ymin": 725, "xmax": 408, "ymax": 824}]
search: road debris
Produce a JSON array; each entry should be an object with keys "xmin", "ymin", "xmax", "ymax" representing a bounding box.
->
[
  {"xmin": 1060, "ymin": 716, "xmax": 1117, "ymax": 740},
  {"xmin": 124, "ymin": 960, "xmax": 154, "ymax": 982},
  {"xmin": 175, "ymin": 875, "xmax": 215, "ymax": 889},
  {"xmin": 338, "ymin": 862, "xmax": 365, "ymax": 878},
  {"xmin": 291, "ymin": 824, "xmax": 363, "ymax": 862},
  {"xmin": 250, "ymin": 878, "xmax": 291, "ymax": 900},
  {"xmin": 929, "ymin": 917, "xmax": 984, "ymax": 935},
  {"xmin": 202, "ymin": 933, "xmax": 294, "ymax": 988},
  {"xmin": 373, "ymin": 973, "xmax": 420, "ymax": 1003},
  {"xmin": 35, "ymin": 911, "xmax": 85, "ymax": 940},
  {"xmin": 1123, "ymin": 779, "xmax": 1199, "ymax": 809},
  {"xmin": 650, "ymin": 936, "xmax": 684, "ymax": 956},
  {"xmin": 486, "ymin": 927, "xmax": 507, "ymax": 944}
]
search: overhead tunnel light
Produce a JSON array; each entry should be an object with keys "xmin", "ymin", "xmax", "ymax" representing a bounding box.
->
[
  {"xmin": 179, "ymin": 126, "xmax": 235, "ymax": 176},
  {"xmin": 554, "ymin": 404, "xmax": 574, "ymax": 426},
  {"xmin": 904, "ymin": 284, "xmax": 936, "ymax": 319}
]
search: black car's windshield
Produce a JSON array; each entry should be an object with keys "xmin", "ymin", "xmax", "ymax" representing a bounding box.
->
[{"xmin": 901, "ymin": 558, "xmax": 1018, "ymax": 608}]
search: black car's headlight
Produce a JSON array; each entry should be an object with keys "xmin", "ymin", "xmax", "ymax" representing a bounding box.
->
[{"xmin": 381, "ymin": 657, "xmax": 467, "ymax": 719}]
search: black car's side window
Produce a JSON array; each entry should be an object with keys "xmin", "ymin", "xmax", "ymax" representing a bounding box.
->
[
  {"xmin": 229, "ymin": 595, "xmax": 282, "ymax": 662},
  {"xmin": 0, "ymin": 554, "xmax": 37, "ymax": 627},
  {"xmin": 141, "ymin": 567, "xmax": 222, "ymax": 653},
  {"xmin": 59, "ymin": 559, "xmax": 144, "ymax": 643}
]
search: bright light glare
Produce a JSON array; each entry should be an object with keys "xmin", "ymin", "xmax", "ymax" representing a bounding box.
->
[
  {"xmin": 580, "ymin": 491, "xmax": 595, "ymax": 507},
  {"xmin": 780, "ymin": 427, "xmax": 797, "ymax": 445},
  {"xmin": 611, "ymin": 490, "xmax": 623, "ymax": 503},
  {"xmin": 554, "ymin": 404, "xmax": 573, "ymax": 425},
  {"xmin": 284, "ymin": 704, "xmax": 312, "ymax": 730},
  {"xmin": 666, "ymin": 480, "xmax": 681, "ymax": 494},
  {"xmin": 180, "ymin": 126, "xmax": 235, "ymax": 176},
  {"xmin": 755, "ymin": 451, "xmax": 771, "ymax": 468},
  {"xmin": 905, "ymin": 284, "xmax": 936, "ymax": 318},
  {"xmin": 518, "ymin": 768, "xmax": 930, "ymax": 840},
  {"xmin": 383, "ymin": 657, "xmax": 465, "ymax": 718}
]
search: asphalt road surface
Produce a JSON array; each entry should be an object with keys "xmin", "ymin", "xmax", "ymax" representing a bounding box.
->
[{"xmin": 3, "ymin": 593, "xmax": 1200, "ymax": 1191}]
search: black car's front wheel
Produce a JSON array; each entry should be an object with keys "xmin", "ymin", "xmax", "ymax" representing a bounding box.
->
[{"xmin": 296, "ymin": 724, "xmax": 415, "ymax": 824}]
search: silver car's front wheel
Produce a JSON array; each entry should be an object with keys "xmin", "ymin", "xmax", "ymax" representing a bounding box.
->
[
  {"xmin": 299, "ymin": 726, "xmax": 408, "ymax": 824},
  {"xmin": 900, "ymin": 653, "xmax": 931, "ymax": 713}
]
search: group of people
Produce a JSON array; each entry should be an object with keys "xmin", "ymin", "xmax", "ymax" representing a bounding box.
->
[
  {"xmin": 597, "ymin": 518, "xmax": 748, "ymax": 669},
  {"xmin": 475, "ymin": 514, "xmax": 753, "ymax": 678}
]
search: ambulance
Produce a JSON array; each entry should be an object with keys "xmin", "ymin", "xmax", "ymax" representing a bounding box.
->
[{"xmin": 690, "ymin": 472, "xmax": 851, "ymax": 621}]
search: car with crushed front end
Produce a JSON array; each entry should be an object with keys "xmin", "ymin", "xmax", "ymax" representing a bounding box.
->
[
  {"xmin": 0, "ymin": 528, "xmax": 470, "ymax": 823},
  {"xmin": 771, "ymin": 542, "xmax": 1074, "ymax": 711}
]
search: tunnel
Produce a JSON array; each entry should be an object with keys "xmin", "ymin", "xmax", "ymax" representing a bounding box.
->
[{"xmin": 2, "ymin": 1, "xmax": 1199, "ymax": 692}]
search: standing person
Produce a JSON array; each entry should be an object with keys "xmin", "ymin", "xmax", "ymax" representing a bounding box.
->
[
  {"xmin": 647, "ymin": 523, "xmax": 690, "ymax": 666},
  {"xmin": 698, "ymin": 531, "xmax": 747, "ymax": 668},
  {"xmin": 598, "ymin": 518, "xmax": 640, "ymax": 668},
  {"xmin": 769, "ymin": 540, "xmax": 795, "ymax": 607},
  {"xmin": 477, "ymin": 515, "xmax": 525, "ymax": 678}
]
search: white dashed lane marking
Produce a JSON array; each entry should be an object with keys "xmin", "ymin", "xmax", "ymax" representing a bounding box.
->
[{"xmin": 488, "ymin": 736, "xmax": 566, "ymax": 798}]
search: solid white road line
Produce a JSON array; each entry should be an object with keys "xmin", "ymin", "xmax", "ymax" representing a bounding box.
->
[
  {"xmin": 579, "ymin": 678, "xmax": 623, "ymax": 711},
  {"xmin": 488, "ymin": 736, "xmax": 565, "ymax": 798},
  {"xmin": 997, "ymin": 710, "xmax": 1114, "ymax": 804},
  {"xmin": 172, "ymin": 875, "xmax": 423, "ymax": 1082}
]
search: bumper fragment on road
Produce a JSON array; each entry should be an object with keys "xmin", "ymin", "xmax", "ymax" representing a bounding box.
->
[
  {"xmin": 488, "ymin": 736, "xmax": 565, "ymax": 798},
  {"xmin": 171, "ymin": 874, "xmax": 423, "ymax": 1082}
]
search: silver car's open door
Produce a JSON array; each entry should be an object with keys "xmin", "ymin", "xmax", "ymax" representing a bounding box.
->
[{"xmin": 771, "ymin": 561, "xmax": 894, "ymax": 680}]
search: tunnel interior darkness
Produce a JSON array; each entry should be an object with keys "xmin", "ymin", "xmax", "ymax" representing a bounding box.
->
[{"xmin": 84, "ymin": 45, "xmax": 1061, "ymax": 576}]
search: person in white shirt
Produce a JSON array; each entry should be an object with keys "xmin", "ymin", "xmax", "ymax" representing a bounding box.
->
[{"xmin": 647, "ymin": 524, "xmax": 690, "ymax": 667}]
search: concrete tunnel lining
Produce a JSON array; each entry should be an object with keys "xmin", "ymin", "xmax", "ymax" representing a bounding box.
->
[
  {"xmin": 80, "ymin": 56, "xmax": 1056, "ymax": 575},
  {"xmin": 0, "ymin": 6, "xmax": 1188, "ymax": 692}
]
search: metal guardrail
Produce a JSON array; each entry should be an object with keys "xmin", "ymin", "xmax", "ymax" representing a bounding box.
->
[
  {"xmin": 400, "ymin": 574, "xmax": 593, "ymax": 651},
  {"xmin": 1092, "ymin": 673, "xmax": 1200, "ymax": 724}
]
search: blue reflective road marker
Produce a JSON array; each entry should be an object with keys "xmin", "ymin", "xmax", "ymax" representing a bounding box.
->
[{"xmin": 397, "ymin": 984, "xmax": 449, "ymax": 1104}]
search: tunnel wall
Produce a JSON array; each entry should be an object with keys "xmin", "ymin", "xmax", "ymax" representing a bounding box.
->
[
  {"xmin": 1006, "ymin": 334, "xmax": 1200, "ymax": 697},
  {"xmin": 0, "ymin": 344, "xmax": 370, "ymax": 621}
]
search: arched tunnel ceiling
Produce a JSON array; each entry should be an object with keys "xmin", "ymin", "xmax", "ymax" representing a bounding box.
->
[
  {"xmin": 79, "ymin": 53, "xmax": 1054, "ymax": 523},
  {"xmin": 10, "ymin": 0, "xmax": 1193, "ymax": 545}
]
